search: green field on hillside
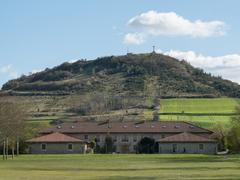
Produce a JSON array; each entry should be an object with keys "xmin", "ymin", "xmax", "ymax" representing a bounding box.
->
[
  {"xmin": 160, "ymin": 98, "xmax": 240, "ymax": 113},
  {"xmin": 143, "ymin": 98, "xmax": 240, "ymax": 128},
  {"xmin": 159, "ymin": 115, "xmax": 236, "ymax": 128},
  {"xmin": 1, "ymin": 154, "xmax": 240, "ymax": 180},
  {"xmin": 21, "ymin": 97, "xmax": 240, "ymax": 129}
]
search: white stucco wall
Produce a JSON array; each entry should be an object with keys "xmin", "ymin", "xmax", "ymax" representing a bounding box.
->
[
  {"xmin": 158, "ymin": 142, "xmax": 217, "ymax": 154},
  {"xmin": 29, "ymin": 142, "xmax": 85, "ymax": 154}
]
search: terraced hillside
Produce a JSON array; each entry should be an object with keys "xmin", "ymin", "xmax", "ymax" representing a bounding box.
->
[
  {"xmin": 2, "ymin": 53, "xmax": 240, "ymax": 98},
  {"xmin": 138, "ymin": 98, "xmax": 239, "ymax": 128},
  {"xmin": 159, "ymin": 98, "xmax": 240, "ymax": 128},
  {"xmin": 1, "ymin": 95, "xmax": 239, "ymax": 129}
]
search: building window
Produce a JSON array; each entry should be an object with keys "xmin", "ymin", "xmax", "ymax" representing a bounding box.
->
[
  {"xmin": 133, "ymin": 136, "xmax": 137, "ymax": 142},
  {"xmin": 133, "ymin": 145, "xmax": 137, "ymax": 151},
  {"xmin": 84, "ymin": 135, "xmax": 88, "ymax": 140},
  {"xmin": 41, "ymin": 143, "xmax": 47, "ymax": 151},
  {"xmin": 67, "ymin": 143, "xmax": 73, "ymax": 151},
  {"xmin": 172, "ymin": 144, "xmax": 177, "ymax": 153},
  {"xmin": 199, "ymin": 144, "xmax": 204, "ymax": 150},
  {"xmin": 113, "ymin": 136, "xmax": 117, "ymax": 142},
  {"xmin": 122, "ymin": 135, "xmax": 128, "ymax": 142}
]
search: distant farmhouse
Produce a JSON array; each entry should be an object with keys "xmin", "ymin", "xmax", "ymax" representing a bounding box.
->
[{"xmin": 27, "ymin": 121, "xmax": 217, "ymax": 154}]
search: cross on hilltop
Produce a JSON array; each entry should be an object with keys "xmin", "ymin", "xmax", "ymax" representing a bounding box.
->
[{"xmin": 152, "ymin": 46, "xmax": 156, "ymax": 53}]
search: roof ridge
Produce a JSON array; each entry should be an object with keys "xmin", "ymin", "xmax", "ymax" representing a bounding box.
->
[
  {"xmin": 27, "ymin": 132, "xmax": 83, "ymax": 143},
  {"xmin": 40, "ymin": 121, "xmax": 212, "ymax": 134},
  {"xmin": 182, "ymin": 121, "xmax": 213, "ymax": 133},
  {"xmin": 158, "ymin": 132, "xmax": 216, "ymax": 142}
]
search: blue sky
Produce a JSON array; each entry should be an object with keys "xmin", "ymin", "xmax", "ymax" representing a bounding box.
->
[{"xmin": 1, "ymin": 0, "xmax": 240, "ymax": 87}]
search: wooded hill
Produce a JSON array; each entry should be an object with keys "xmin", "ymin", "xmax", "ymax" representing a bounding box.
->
[{"xmin": 2, "ymin": 53, "xmax": 240, "ymax": 98}]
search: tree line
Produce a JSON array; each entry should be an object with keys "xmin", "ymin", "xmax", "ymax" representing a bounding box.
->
[
  {"xmin": 214, "ymin": 104, "xmax": 240, "ymax": 153},
  {"xmin": 0, "ymin": 100, "xmax": 27, "ymax": 160}
]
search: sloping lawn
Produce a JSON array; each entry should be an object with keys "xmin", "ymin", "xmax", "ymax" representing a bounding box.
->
[
  {"xmin": 142, "ymin": 98, "xmax": 240, "ymax": 129},
  {"xmin": 0, "ymin": 154, "xmax": 240, "ymax": 180},
  {"xmin": 160, "ymin": 98, "xmax": 239, "ymax": 113}
]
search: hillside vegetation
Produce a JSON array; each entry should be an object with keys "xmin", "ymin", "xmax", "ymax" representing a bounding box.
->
[
  {"xmin": 1, "ymin": 53, "xmax": 240, "ymax": 130},
  {"xmin": 0, "ymin": 95, "xmax": 239, "ymax": 129},
  {"xmin": 2, "ymin": 53, "xmax": 240, "ymax": 98}
]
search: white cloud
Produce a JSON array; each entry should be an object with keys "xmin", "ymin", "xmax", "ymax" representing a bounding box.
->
[
  {"xmin": 123, "ymin": 33, "xmax": 146, "ymax": 45},
  {"xmin": 207, "ymin": 66, "xmax": 240, "ymax": 84},
  {"xmin": 29, "ymin": 69, "xmax": 43, "ymax": 75},
  {"xmin": 163, "ymin": 50, "xmax": 240, "ymax": 68},
  {"xmin": 157, "ymin": 49, "xmax": 240, "ymax": 84},
  {"xmin": 0, "ymin": 65, "xmax": 18, "ymax": 78},
  {"xmin": 124, "ymin": 11, "xmax": 226, "ymax": 44},
  {"xmin": 68, "ymin": 59, "xmax": 79, "ymax": 63}
]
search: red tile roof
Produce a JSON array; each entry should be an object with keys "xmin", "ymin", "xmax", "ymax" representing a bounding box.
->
[
  {"xmin": 157, "ymin": 132, "xmax": 216, "ymax": 143},
  {"xmin": 41, "ymin": 121, "xmax": 212, "ymax": 134},
  {"xmin": 27, "ymin": 132, "xmax": 83, "ymax": 143}
]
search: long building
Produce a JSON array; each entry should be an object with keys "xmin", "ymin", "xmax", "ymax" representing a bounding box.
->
[{"xmin": 27, "ymin": 121, "xmax": 217, "ymax": 154}]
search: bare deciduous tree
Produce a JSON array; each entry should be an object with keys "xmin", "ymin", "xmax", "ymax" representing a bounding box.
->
[{"xmin": 0, "ymin": 99, "xmax": 27, "ymax": 160}]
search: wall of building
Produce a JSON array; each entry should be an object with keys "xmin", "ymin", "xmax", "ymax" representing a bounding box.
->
[
  {"xmin": 67, "ymin": 133, "xmax": 212, "ymax": 153},
  {"xmin": 158, "ymin": 142, "xmax": 217, "ymax": 154},
  {"xmin": 28, "ymin": 142, "xmax": 85, "ymax": 154},
  {"xmin": 70, "ymin": 133, "xmax": 170, "ymax": 153},
  {"xmin": 69, "ymin": 133, "xmax": 163, "ymax": 153}
]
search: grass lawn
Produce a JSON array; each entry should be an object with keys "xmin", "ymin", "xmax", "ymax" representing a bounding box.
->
[
  {"xmin": 143, "ymin": 98, "xmax": 240, "ymax": 129},
  {"xmin": 160, "ymin": 98, "xmax": 240, "ymax": 113},
  {"xmin": 159, "ymin": 115, "xmax": 235, "ymax": 129},
  {"xmin": 1, "ymin": 154, "xmax": 240, "ymax": 180}
]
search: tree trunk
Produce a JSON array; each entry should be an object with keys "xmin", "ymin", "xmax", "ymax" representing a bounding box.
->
[
  {"xmin": 12, "ymin": 146, "xmax": 15, "ymax": 159},
  {"xmin": 3, "ymin": 139, "xmax": 5, "ymax": 160},
  {"xmin": 16, "ymin": 139, "xmax": 19, "ymax": 156},
  {"xmin": 6, "ymin": 137, "xmax": 8, "ymax": 160}
]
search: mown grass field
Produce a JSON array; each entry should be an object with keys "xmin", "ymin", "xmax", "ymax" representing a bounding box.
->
[
  {"xmin": 161, "ymin": 98, "xmax": 240, "ymax": 128},
  {"xmin": 143, "ymin": 98, "xmax": 240, "ymax": 129},
  {"xmin": 159, "ymin": 115, "xmax": 234, "ymax": 128},
  {"xmin": 160, "ymin": 98, "xmax": 239, "ymax": 113},
  {"xmin": 0, "ymin": 154, "xmax": 240, "ymax": 180}
]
